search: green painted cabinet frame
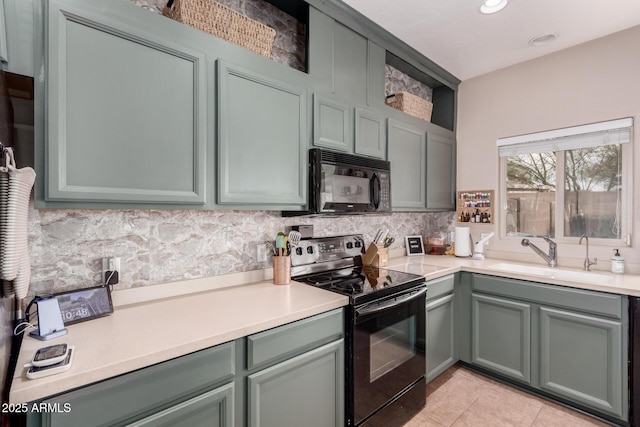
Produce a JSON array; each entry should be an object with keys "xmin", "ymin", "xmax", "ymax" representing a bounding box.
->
[
  {"xmin": 426, "ymin": 131, "xmax": 456, "ymax": 210},
  {"xmin": 42, "ymin": 0, "xmax": 208, "ymax": 205},
  {"xmin": 426, "ymin": 274, "xmax": 458, "ymax": 383},
  {"xmin": 217, "ymin": 60, "xmax": 307, "ymax": 208}
]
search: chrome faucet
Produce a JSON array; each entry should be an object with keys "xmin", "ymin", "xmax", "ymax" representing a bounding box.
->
[
  {"xmin": 521, "ymin": 237, "xmax": 557, "ymax": 268},
  {"xmin": 579, "ymin": 235, "xmax": 597, "ymax": 271}
]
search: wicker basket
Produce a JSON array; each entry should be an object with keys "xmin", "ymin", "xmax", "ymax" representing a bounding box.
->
[
  {"xmin": 163, "ymin": 0, "xmax": 276, "ymax": 58},
  {"xmin": 385, "ymin": 91, "xmax": 433, "ymax": 122}
]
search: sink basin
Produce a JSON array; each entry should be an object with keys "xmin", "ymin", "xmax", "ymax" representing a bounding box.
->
[{"xmin": 488, "ymin": 263, "xmax": 614, "ymax": 285}]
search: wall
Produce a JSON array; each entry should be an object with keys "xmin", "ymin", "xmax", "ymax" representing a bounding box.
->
[{"xmin": 457, "ymin": 25, "xmax": 640, "ymax": 272}]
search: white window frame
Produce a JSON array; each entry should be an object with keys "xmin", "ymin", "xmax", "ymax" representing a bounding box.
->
[{"xmin": 498, "ymin": 118, "xmax": 633, "ymax": 247}]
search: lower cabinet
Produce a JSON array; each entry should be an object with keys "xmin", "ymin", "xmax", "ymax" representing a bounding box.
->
[
  {"xmin": 247, "ymin": 341, "xmax": 344, "ymax": 427},
  {"xmin": 471, "ymin": 293, "xmax": 531, "ymax": 384},
  {"xmin": 26, "ymin": 309, "xmax": 344, "ymax": 427},
  {"xmin": 469, "ymin": 274, "xmax": 628, "ymax": 422},
  {"xmin": 425, "ymin": 274, "xmax": 458, "ymax": 383},
  {"xmin": 539, "ymin": 306, "xmax": 623, "ymax": 417}
]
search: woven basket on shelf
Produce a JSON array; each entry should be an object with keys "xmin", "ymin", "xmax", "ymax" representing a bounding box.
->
[
  {"xmin": 385, "ymin": 91, "xmax": 433, "ymax": 122},
  {"xmin": 162, "ymin": 0, "xmax": 276, "ymax": 58}
]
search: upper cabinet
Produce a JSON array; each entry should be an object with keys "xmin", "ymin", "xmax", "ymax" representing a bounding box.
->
[
  {"xmin": 2, "ymin": 0, "xmax": 35, "ymax": 76},
  {"xmin": 387, "ymin": 112, "xmax": 456, "ymax": 212},
  {"xmin": 37, "ymin": 0, "xmax": 209, "ymax": 208},
  {"xmin": 217, "ymin": 61, "xmax": 307, "ymax": 209}
]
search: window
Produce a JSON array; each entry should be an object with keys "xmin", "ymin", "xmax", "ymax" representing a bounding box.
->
[{"xmin": 498, "ymin": 118, "xmax": 632, "ymax": 243}]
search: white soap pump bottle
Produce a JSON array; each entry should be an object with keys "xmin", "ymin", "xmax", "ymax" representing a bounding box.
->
[{"xmin": 611, "ymin": 249, "xmax": 625, "ymax": 274}]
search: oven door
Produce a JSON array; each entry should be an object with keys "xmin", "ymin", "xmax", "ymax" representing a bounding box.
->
[{"xmin": 352, "ymin": 285, "xmax": 427, "ymax": 425}]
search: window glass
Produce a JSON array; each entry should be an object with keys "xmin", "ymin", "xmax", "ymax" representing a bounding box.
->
[
  {"xmin": 506, "ymin": 153, "xmax": 556, "ymax": 237},
  {"xmin": 563, "ymin": 145, "xmax": 622, "ymax": 239}
]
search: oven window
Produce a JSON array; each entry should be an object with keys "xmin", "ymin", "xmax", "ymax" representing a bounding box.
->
[
  {"xmin": 369, "ymin": 315, "xmax": 416, "ymax": 382},
  {"xmin": 321, "ymin": 164, "xmax": 371, "ymax": 205}
]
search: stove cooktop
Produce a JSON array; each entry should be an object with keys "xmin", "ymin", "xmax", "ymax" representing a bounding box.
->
[{"xmin": 294, "ymin": 265, "xmax": 426, "ymax": 305}]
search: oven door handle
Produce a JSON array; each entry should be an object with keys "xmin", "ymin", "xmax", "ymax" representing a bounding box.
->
[{"xmin": 356, "ymin": 286, "xmax": 427, "ymax": 317}]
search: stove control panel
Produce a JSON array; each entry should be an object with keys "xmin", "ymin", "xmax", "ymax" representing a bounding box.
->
[{"xmin": 291, "ymin": 235, "xmax": 364, "ymax": 267}]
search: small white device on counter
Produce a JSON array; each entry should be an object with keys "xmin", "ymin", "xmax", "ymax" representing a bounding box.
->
[
  {"xmin": 472, "ymin": 232, "xmax": 495, "ymax": 260},
  {"xmin": 24, "ymin": 343, "xmax": 69, "ymax": 368},
  {"xmin": 29, "ymin": 297, "xmax": 68, "ymax": 341},
  {"xmin": 455, "ymin": 227, "xmax": 472, "ymax": 257},
  {"xmin": 25, "ymin": 346, "xmax": 74, "ymax": 379},
  {"xmin": 611, "ymin": 249, "xmax": 625, "ymax": 274}
]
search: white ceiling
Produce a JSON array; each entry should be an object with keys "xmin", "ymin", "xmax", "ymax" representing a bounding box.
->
[{"xmin": 341, "ymin": 0, "xmax": 640, "ymax": 81}]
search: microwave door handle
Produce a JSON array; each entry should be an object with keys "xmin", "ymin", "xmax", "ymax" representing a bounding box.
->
[
  {"xmin": 370, "ymin": 173, "xmax": 381, "ymax": 209},
  {"xmin": 356, "ymin": 286, "xmax": 427, "ymax": 317}
]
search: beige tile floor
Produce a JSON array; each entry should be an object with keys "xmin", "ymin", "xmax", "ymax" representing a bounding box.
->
[{"xmin": 404, "ymin": 365, "xmax": 614, "ymax": 427}]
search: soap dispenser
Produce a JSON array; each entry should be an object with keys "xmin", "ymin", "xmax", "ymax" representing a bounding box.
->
[{"xmin": 611, "ymin": 249, "xmax": 625, "ymax": 274}]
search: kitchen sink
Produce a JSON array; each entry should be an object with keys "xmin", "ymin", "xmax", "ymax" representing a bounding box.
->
[{"xmin": 488, "ymin": 263, "xmax": 614, "ymax": 285}]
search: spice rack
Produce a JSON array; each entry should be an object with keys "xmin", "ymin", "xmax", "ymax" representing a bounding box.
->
[{"xmin": 457, "ymin": 190, "xmax": 494, "ymax": 224}]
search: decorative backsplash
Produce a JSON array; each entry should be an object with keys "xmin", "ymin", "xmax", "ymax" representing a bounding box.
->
[
  {"xmin": 27, "ymin": 207, "xmax": 454, "ymax": 294},
  {"xmin": 385, "ymin": 64, "xmax": 433, "ymax": 102}
]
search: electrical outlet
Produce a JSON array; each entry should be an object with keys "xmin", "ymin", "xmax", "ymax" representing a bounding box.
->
[
  {"xmin": 256, "ymin": 244, "xmax": 267, "ymax": 263},
  {"xmin": 102, "ymin": 257, "xmax": 121, "ymax": 286}
]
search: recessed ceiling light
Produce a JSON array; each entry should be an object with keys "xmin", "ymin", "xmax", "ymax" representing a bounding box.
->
[
  {"xmin": 480, "ymin": 0, "xmax": 508, "ymax": 14},
  {"xmin": 529, "ymin": 33, "xmax": 559, "ymax": 47}
]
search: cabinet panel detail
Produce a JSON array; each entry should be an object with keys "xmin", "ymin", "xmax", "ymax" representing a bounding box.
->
[
  {"xmin": 472, "ymin": 293, "xmax": 531, "ymax": 384},
  {"xmin": 46, "ymin": 2, "xmax": 207, "ymax": 204},
  {"xmin": 539, "ymin": 307, "xmax": 623, "ymax": 418},
  {"xmin": 426, "ymin": 293, "xmax": 457, "ymax": 382},
  {"xmin": 248, "ymin": 340, "xmax": 344, "ymax": 427},
  {"xmin": 218, "ymin": 60, "xmax": 306, "ymax": 206},
  {"xmin": 313, "ymin": 94, "xmax": 350, "ymax": 151},
  {"xmin": 387, "ymin": 118, "xmax": 426, "ymax": 210},
  {"xmin": 126, "ymin": 383, "xmax": 235, "ymax": 427},
  {"xmin": 354, "ymin": 106, "xmax": 385, "ymax": 159},
  {"xmin": 426, "ymin": 132, "xmax": 455, "ymax": 210}
]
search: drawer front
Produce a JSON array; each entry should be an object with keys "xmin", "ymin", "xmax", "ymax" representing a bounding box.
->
[
  {"xmin": 426, "ymin": 274, "xmax": 455, "ymax": 302},
  {"xmin": 472, "ymin": 274, "xmax": 622, "ymax": 319},
  {"xmin": 42, "ymin": 342, "xmax": 235, "ymax": 427},
  {"xmin": 247, "ymin": 309, "xmax": 343, "ymax": 370}
]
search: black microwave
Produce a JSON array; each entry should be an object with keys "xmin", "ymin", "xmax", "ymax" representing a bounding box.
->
[{"xmin": 285, "ymin": 148, "xmax": 391, "ymax": 216}]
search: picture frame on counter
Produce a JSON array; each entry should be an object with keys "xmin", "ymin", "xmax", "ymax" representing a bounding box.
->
[{"xmin": 405, "ymin": 236, "xmax": 425, "ymax": 256}]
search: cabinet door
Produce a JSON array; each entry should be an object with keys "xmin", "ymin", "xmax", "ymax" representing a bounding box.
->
[
  {"xmin": 539, "ymin": 307, "xmax": 624, "ymax": 418},
  {"xmin": 247, "ymin": 340, "xmax": 344, "ymax": 427},
  {"xmin": 387, "ymin": 118, "xmax": 426, "ymax": 210},
  {"xmin": 426, "ymin": 131, "xmax": 455, "ymax": 210},
  {"xmin": 471, "ymin": 293, "xmax": 531, "ymax": 384},
  {"xmin": 217, "ymin": 61, "xmax": 306, "ymax": 208},
  {"xmin": 313, "ymin": 94, "xmax": 350, "ymax": 151},
  {"xmin": 2, "ymin": 0, "xmax": 35, "ymax": 76},
  {"xmin": 426, "ymin": 293, "xmax": 457, "ymax": 382},
  {"xmin": 126, "ymin": 383, "xmax": 234, "ymax": 427},
  {"xmin": 44, "ymin": 0, "xmax": 207, "ymax": 205},
  {"xmin": 354, "ymin": 106, "xmax": 386, "ymax": 159}
]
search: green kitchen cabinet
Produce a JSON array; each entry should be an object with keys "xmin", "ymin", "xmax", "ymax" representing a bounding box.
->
[
  {"xmin": 354, "ymin": 106, "xmax": 386, "ymax": 159},
  {"xmin": 539, "ymin": 306, "xmax": 624, "ymax": 418},
  {"xmin": 387, "ymin": 114, "xmax": 456, "ymax": 211},
  {"xmin": 468, "ymin": 273, "xmax": 628, "ymax": 422},
  {"xmin": 2, "ymin": 0, "xmax": 35, "ymax": 76},
  {"xmin": 217, "ymin": 60, "xmax": 307, "ymax": 208},
  {"xmin": 37, "ymin": 0, "xmax": 209, "ymax": 207},
  {"xmin": 471, "ymin": 293, "xmax": 532, "ymax": 384},
  {"xmin": 244, "ymin": 308, "xmax": 344, "ymax": 427},
  {"xmin": 426, "ymin": 131, "xmax": 456, "ymax": 210},
  {"xmin": 247, "ymin": 340, "xmax": 344, "ymax": 427},
  {"xmin": 27, "ymin": 342, "xmax": 236, "ymax": 427},
  {"xmin": 426, "ymin": 274, "xmax": 458, "ymax": 383},
  {"xmin": 313, "ymin": 93, "xmax": 351, "ymax": 152},
  {"xmin": 308, "ymin": 8, "xmax": 371, "ymax": 106},
  {"xmin": 387, "ymin": 118, "xmax": 426, "ymax": 210}
]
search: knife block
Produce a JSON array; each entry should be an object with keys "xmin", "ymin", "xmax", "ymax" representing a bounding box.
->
[{"xmin": 362, "ymin": 243, "xmax": 388, "ymax": 267}]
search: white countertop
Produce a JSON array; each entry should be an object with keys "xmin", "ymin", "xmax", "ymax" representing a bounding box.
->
[
  {"xmin": 10, "ymin": 280, "xmax": 348, "ymax": 404},
  {"xmin": 10, "ymin": 254, "xmax": 640, "ymax": 404}
]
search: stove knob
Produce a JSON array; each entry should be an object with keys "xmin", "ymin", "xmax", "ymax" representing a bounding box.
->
[
  {"xmin": 355, "ymin": 241, "xmax": 362, "ymax": 248},
  {"xmin": 306, "ymin": 246, "xmax": 314, "ymax": 254},
  {"xmin": 346, "ymin": 242, "xmax": 353, "ymax": 249},
  {"xmin": 295, "ymin": 247, "xmax": 303, "ymax": 256}
]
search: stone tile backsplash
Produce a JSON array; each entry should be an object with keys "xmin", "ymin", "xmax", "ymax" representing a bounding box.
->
[{"xmin": 28, "ymin": 207, "xmax": 454, "ymax": 294}]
